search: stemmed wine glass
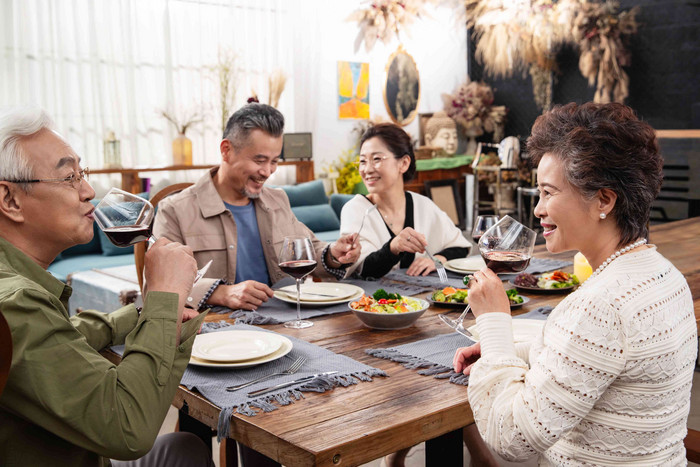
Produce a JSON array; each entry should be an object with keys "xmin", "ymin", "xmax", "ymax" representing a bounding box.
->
[
  {"xmin": 478, "ymin": 215, "xmax": 536, "ymax": 274},
  {"xmin": 439, "ymin": 215, "xmax": 536, "ymax": 338},
  {"xmin": 278, "ymin": 236, "xmax": 318, "ymax": 329},
  {"xmin": 93, "ymin": 188, "xmax": 212, "ymax": 283},
  {"xmin": 471, "ymin": 215, "xmax": 499, "ymax": 244}
]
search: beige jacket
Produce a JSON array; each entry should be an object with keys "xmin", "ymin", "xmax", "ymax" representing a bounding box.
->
[{"xmin": 154, "ymin": 167, "xmax": 334, "ymax": 307}]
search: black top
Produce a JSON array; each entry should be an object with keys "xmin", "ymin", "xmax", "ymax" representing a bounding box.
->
[{"xmin": 359, "ymin": 192, "xmax": 468, "ymax": 279}]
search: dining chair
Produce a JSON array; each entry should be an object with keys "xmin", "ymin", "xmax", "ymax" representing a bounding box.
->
[
  {"xmin": 134, "ymin": 182, "xmax": 193, "ymax": 291},
  {"xmin": 686, "ymin": 427, "xmax": 700, "ymax": 463},
  {"xmin": 0, "ymin": 309, "xmax": 12, "ymax": 397}
]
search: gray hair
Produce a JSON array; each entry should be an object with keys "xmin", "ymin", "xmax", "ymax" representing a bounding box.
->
[
  {"xmin": 222, "ymin": 103, "xmax": 284, "ymax": 150},
  {"xmin": 0, "ymin": 106, "xmax": 54, "ymax": 192}
]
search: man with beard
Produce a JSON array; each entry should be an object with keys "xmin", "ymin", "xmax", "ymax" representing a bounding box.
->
[{"xmin": 155, "ymin": 103, "xmax": 360, "ymax": 313}]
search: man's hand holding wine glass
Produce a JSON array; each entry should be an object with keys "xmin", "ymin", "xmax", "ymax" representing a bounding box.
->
[{"xmin": 144, "ymin": 238, "xmax": 198, "ymax": 334}]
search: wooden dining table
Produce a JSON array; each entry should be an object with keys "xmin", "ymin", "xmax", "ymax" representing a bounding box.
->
[{"xmin": 170, "ymin": 217, "xmax": 700, "ymax": 467}]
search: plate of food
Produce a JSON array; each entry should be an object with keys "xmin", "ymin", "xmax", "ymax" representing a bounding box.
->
[
  {"xmin": 428, "ymin": 286, "xmax": 528, "ymax": 309},
  {"xmin": 510, "ymin": 270, "xmax": 579, "ymax": 294},
  {"xmin": 348, "ymin": 289, "xmax": 429, "ymax": 330}
]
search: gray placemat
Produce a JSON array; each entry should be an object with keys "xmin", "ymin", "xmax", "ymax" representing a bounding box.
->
[
  {"xmin": 366, "ymin": 306, "xmax": 553, "ymax": 386},
  {"xmin": 226, "ymin": 277, "xmax": 433, "ymax": 325},
  {"xmin": 180, "ymin": 323, "xmax": 386, "ymax": 439}
]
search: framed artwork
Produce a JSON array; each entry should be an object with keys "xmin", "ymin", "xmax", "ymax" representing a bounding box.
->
[
  {"xmin": 424, "ymin": 178, "xmax": 464, "ymax": 229},
  {"xmin": 383, "ymin": 45, "xmax": 420, "ymax": 126},
  {"xmin": 338, "ymin": 61, "xmax": 370, "ymax": 119}
]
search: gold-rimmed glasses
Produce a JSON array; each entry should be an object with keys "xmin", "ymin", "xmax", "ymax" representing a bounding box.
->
[{"xmin": 2, "ymin": 168, "xmax": 90, "ymax": 190}]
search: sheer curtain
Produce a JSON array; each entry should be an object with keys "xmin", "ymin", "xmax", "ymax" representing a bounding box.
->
[{"xmin": 0, "ymin": 0, "xmax": 302, "ymax": 192}]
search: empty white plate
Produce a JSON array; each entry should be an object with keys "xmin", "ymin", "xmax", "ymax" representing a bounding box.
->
[
  {"xmin": 191, "ymin": 330, "xmax": 284, "ymax": 363},
  {"xmin": 467, "ymin": 319, "xmax": 545, "ymax": 343},
  {"xmin": 277, "ymin": 282, "xmax": 361, "ymax": 302},
  {"xmin": 189, "ymin": 334, "xmax": 293, "ymax": 369},
  {"xmin": 444, "ymin": 256, "xmax": 487, "ymax": 274}
]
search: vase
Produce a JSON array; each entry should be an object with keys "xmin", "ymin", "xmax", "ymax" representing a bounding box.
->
[
  {"xmin": 172, "ymin": 133, "xmax": 192, "ymax": 166},
  {"xmin": 464, "ymin": 128, "xmax": 481, "ymax": 156}
]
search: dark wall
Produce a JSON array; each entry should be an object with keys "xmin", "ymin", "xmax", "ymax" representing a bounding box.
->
[{"xmin": 468, "ymin": 0, "xmax": 700, "ymax": 139}]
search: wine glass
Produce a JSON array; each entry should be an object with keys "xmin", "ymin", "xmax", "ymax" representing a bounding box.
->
[
  {"xmin": 471, "ymin": 215, "xmax": 499, "ymax": 244},
  {"xmin": 278, "ymin": 236, "xmax": 318, "ymax": 329},
  {"xmin": 479, "ymin": 215, "xmax": 536, "ymax": 274},
  {"xmin": 93, "ymin": 188, "xmax": 212, "ymax": 283}
]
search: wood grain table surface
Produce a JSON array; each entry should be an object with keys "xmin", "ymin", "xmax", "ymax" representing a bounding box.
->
[{"xmin": 171, "ymin": 217, "xmax": 700, "ymax": 467}]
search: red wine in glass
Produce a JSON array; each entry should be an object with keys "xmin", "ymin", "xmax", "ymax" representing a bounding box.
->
[
  {"xmin": 102, "ymin": 224, "xmax": 153, "ymax": 247},
  {"xmin": 472, "ymin": 234, "xmax": 482, "ymax": 244},
  {"xmin": 481, "ymin": 251, "xmax": 531, "ymax": 273},
  {"xmin": 279, "ymin": 259, "xmax": 317, "ymax": 279}
]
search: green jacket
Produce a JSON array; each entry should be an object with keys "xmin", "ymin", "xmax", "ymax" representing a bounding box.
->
[{"xmin": 0, "ymin": 236, "xmax": 207, "ymax": 466}]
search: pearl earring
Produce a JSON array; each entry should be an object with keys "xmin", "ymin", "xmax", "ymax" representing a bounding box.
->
[{"xmin": 599, "ymin": 212, "xmax": 607, "ymax": 220}]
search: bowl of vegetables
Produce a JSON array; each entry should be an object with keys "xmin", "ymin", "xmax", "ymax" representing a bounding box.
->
[{"xmin": 349, "ymin": 289, "xmax": 429, "ymax": 330}]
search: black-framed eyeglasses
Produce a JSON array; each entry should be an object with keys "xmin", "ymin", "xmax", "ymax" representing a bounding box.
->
[{"xmin": 2, "ymin": 168, "xmax": 90, "ymax": 190}]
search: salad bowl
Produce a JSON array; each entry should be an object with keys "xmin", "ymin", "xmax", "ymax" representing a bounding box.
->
[{"xmin": 348, "ymin": 296, "xmax": 429, "ymax": 330}]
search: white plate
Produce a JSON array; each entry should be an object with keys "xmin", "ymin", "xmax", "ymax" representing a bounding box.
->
[
  {"xmin": 191, "ymin": 330, "xmax": 284, "ymax": 362},
  {"xmin": 277, "ymin": 282, "xmax": 359, "ymax": 302},
  {"xmin": 274, "ymin": 285, "xmax": 365, "ymax": 306},
  {"xmin": 189, "ymin": 334, "xmax": 293, "ymax": 368},
  {"xmin": 444, "ymin": 256, "xmax": 487, "ymax": 274},
  {"xmin": 467, "ymin": 319, "xmax": 545, "ymax": 343}
]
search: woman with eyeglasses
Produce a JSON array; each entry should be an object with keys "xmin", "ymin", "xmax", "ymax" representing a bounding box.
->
[
  {"xmin": 340, "ymin": 123, "xmax": 493, "ymax": 465},
  {"xmin": 339, "ymin": 123, "xmax": 471, "ymax": 280}
]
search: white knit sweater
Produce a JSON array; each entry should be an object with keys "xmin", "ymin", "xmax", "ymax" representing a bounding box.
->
[{"xmin": 469, "ymin": 246, "xmax": 697, "ymax": 466}]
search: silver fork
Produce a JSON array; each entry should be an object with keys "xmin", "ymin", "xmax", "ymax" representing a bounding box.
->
[
  {"xmin": 425, "ymin": 248, "xmax": 448, "ymax": 283},
  {"xmin": 225, "ymin": 356, "xmax": 307, "ymax": 392},
  {"xmin": 356, "ymin": 204, "xmax": 377, "ymax": 238}
]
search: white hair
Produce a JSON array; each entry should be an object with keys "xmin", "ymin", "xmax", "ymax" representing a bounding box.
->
[{"xmin": 0, "ymin": 105, "xmax": 54, "ymax": 191}]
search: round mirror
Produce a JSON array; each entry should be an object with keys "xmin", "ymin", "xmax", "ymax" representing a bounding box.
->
[{"xmin": 383, "ymin": 46, "xmax": 420, "ymax": 126}]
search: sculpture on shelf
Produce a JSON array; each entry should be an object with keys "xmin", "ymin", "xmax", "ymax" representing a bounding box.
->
[{"xmin": 423, "ymin": 111, "xmax": 458, "ymax": 156}]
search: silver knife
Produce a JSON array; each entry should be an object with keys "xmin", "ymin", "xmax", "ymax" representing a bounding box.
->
[{"xmin": 247, "ymin": 371, "xmax": 338, "ymax": 398}]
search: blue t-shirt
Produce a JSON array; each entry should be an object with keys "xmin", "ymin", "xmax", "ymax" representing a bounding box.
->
[{"xmin": 225, "ymin": 201, "xmax": 270, "ymax": 285}]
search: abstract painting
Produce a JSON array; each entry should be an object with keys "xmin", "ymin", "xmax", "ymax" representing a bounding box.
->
[{"xmin": 338, "ymin": 61, "xmax": 369, "ymax": 119}]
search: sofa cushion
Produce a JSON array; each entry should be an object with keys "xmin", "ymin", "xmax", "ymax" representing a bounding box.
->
[
  {"xmin": 292, "ymin": 204, "xmax": 340, "ymax": 233},
  {"xmin": 281, "ymin": 180, "xmax": 328, "ymax": 207},
  {"xmin": 329, "ymin": 193, "xmax": 355, "ymax": 219}
]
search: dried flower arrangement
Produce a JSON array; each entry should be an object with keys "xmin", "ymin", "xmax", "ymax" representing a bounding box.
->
[
  {"xmin": 210, "ymin": 48, "xmax": 239, "ymax": 135},
  {"xmin": 573, "ymin": 1, "xmax": 639, "ymax": 104},
  {"xmin": 441, "ymin": 81, "xmax": 506, "ymax": 146},
  {"xmin": 463, "ymin": 0, "xmax": 638, "ymax": 109},
  {"xmin": 347, "ymin": 0, "xmax": 433, "ymax": 53},
  {"xmin": 160, "ymin": 108, "xmax": 203, "ymax": 135}
]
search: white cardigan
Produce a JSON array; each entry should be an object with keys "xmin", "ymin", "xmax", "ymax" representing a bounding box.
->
[
  {"xmin": 469, "ymin": 246, "xmax": 697, "ymax": 466},
  {"xmin": 339, "ymin": 192, "xmax": 470, "ymax": 277}
]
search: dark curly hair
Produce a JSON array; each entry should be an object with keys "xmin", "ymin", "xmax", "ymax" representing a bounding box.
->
[
  {"xmin": 527, "ymin": 102, "xmax": 663, "ymax": 246},
  {"xmin": 360, "ymin": 123, "xmax": 416, "ymax": 182}
]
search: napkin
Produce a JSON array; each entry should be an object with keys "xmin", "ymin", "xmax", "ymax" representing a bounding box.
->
[{"xmin": 366, "ymin": 306, "xmax": 553, "ymax": 386}]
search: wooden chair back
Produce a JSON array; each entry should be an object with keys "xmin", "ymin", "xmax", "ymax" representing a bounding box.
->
[
  {"xmin": 135, "ymin": 182, "xmax": 193, "ymax": 291},
  {"xmin": 0, "ymin": 309, "xmax": 12, "ymax": 397}
]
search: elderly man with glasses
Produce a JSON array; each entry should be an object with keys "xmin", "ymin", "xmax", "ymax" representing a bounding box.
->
[{"xmin": 0, "ymin": 106, "xmax": 214, "ymax": 467}]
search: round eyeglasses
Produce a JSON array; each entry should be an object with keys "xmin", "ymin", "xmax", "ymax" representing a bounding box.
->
[{"xmin": 356, "ymin": 155, "xmax": 398, "ymax": 170}]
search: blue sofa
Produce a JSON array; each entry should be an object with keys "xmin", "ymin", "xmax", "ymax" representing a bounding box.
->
[
  {"xmin": 48, "ymin": 183, "xmax": 354, "ymax": 281},
  {"xmin": 280, "ymin": 180, "xmax": 354, "ymax": 242}
]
